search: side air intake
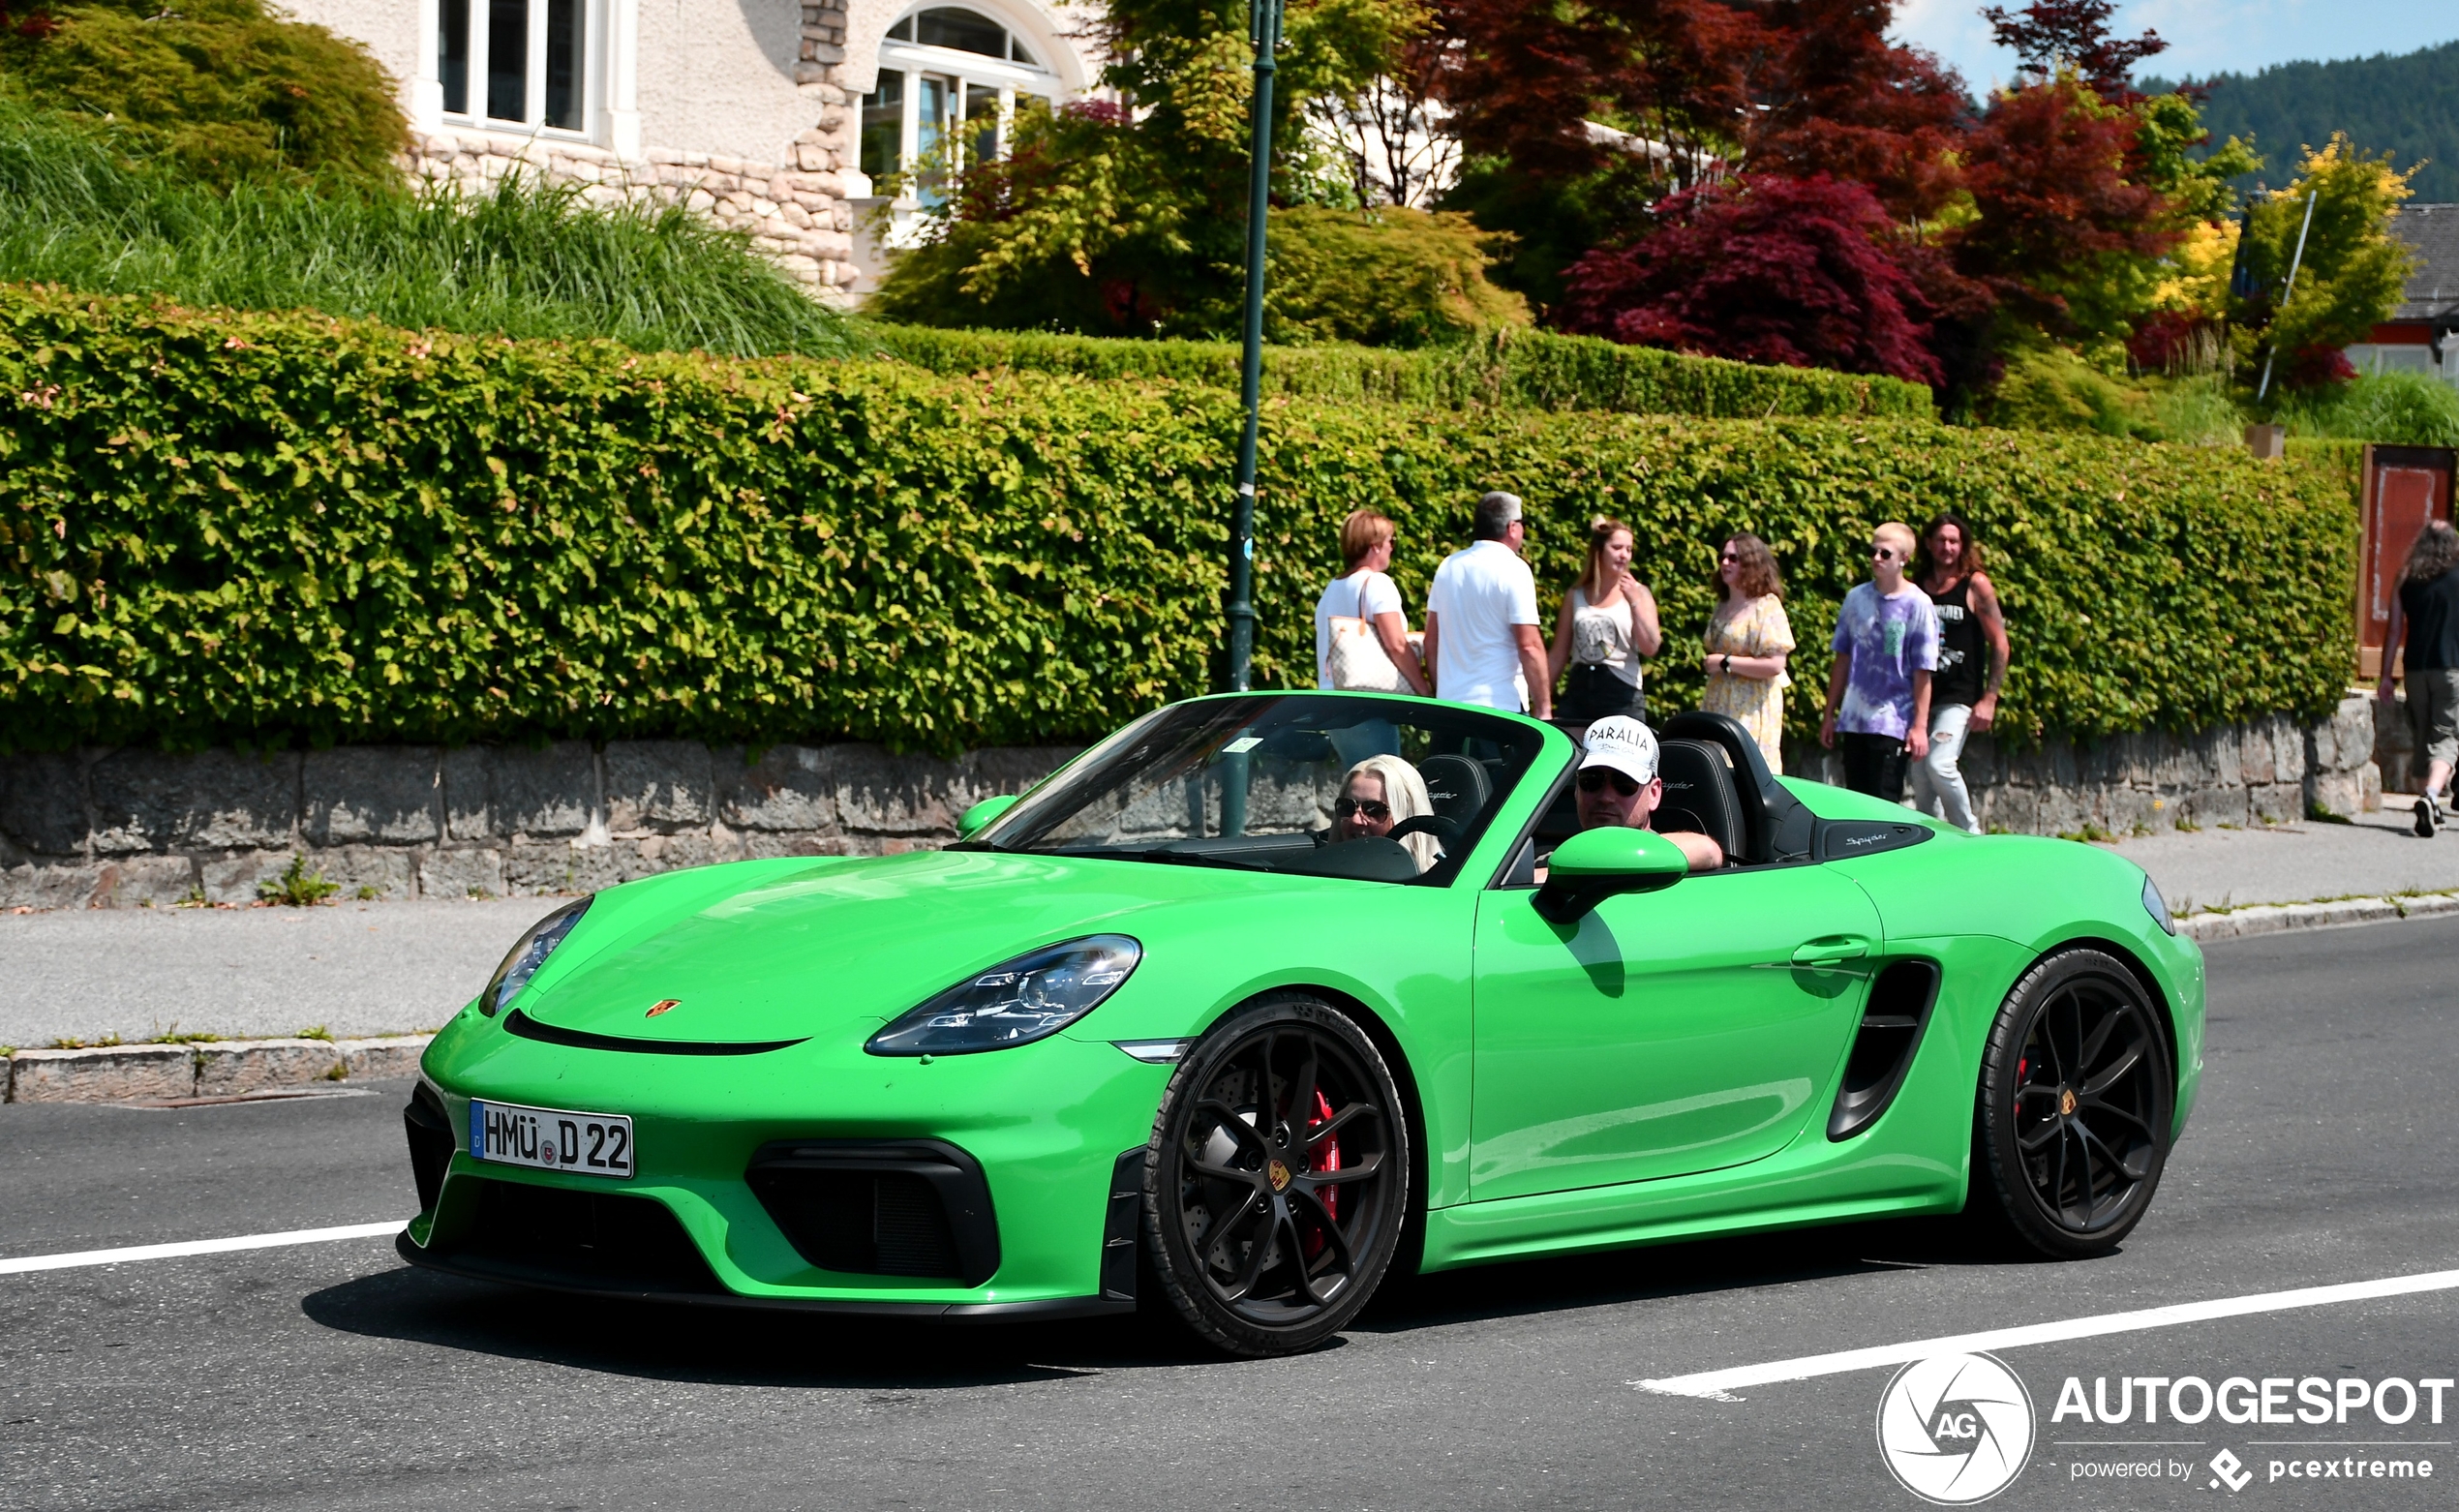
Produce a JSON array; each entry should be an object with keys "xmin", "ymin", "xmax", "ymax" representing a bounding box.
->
[{"xmin": 1827, "ymin": 959, "xmax": 1942, "ymax": 1141}]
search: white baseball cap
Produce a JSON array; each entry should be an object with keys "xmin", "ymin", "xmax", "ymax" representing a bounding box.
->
[{"xmin": 1579, "ymin": 715, "xmax": 1658, "ymax": 786}]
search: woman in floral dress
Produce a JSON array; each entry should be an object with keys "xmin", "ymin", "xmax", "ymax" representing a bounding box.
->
[{"xmin": 1701, "ymin": 532, "xmax": 1795, "ymax": 771}]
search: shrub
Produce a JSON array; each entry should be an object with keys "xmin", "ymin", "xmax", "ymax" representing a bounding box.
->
[
  {"xmin": 0, "ymin": 0, "xmax": 403, "ymax": 186},
  {"xmin": 0, "ymin": 106, "xmax": 857, "ymax": 358},
  {"xmin": 0, "ymin": 286, "xmax": 2353, "ymax": 758},
  {"xmin": 868, "ymin": 322, "xmax": 1934, "ymax": 420},
  {"xmin": 2273, "ymin": 371, "xmax": 2459, "ymax": 448}
]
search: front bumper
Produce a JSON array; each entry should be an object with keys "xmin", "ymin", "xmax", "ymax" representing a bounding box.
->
[{"xmin": 405, "ymin": 1013, "xmax": 1169, "ymax": 1313}]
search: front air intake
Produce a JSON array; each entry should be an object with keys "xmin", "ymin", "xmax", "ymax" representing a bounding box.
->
[
  {"xmin": 747, "ymin": 1139, "xmax": 1000, "ymax": 1285},
  {"xmin": 404, "ymin": 1083, "xmax": 455, "ymax": 1214}
]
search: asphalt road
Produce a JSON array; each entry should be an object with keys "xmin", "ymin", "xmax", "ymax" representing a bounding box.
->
[{"xmin": 3, "ymin": 919, "xmax": 2455, "ymax": 1510}]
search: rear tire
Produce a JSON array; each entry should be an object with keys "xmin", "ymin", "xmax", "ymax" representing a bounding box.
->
[
  {"xmin": 1142, "ymin": 995, "xmax": 1410, "ymax": 1357},
  {"xmin": 1971, "ymin": 948, "xmax": 2173, "ymax": 1258}
]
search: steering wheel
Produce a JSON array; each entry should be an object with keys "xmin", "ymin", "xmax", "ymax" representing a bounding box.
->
[{"xmin": 1385, "ymin": 813, "xmax": 1462, "ymax": 846}]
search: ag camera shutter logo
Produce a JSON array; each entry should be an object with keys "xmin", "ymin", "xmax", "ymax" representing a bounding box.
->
[{"xmin": 1876, "ymin": 1352, "xmax": 2037, "ymax": 1504}]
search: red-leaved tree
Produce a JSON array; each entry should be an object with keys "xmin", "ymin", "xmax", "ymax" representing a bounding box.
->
[
  {"xmin": 1555, "ymin": 174, "xmax": 1945, "ymax": 386},
  {"xmin": 1744, "ymin": 0, "xmax": 1971, "ymax": 223}
]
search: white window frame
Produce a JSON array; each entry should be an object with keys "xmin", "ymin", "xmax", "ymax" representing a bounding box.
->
[
  {"xmin": 435, "ymin": 0, "xmax": 606, "ymax": 143},
  {"xmin": 869, "ymin": 9, "xmax": 1063, "ymax": 199}
]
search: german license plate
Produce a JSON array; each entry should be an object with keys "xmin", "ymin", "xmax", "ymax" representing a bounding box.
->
[{"xmin": 468, "ymin": 1099, "xmax": 633, "ymax": 1179}]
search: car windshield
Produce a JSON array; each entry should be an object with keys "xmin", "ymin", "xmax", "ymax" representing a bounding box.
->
[{"xmin": 967, "ymin": 695, "xmax": 1548, "ymax": 885}]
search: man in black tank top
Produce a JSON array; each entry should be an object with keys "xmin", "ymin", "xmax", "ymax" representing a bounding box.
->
[
  {"xmin": 1911, "ymin": 515, "xmax": 2010, "ymax": 834},
  {"xmin": 2380, "ymin": 521, "xmax": 2459, "ymax": 836}
]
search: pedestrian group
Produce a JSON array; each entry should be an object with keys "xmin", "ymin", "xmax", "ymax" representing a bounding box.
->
[{"xmin": 1314, "ymin": 493, "xmax": 2012, "ymax": 829}]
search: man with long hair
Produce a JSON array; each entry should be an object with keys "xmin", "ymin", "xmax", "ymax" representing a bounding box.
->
[
  {"xmin": 2379, "ymin": 520, "xmax": 2459, "ymax": 836},
  {"xmin": 1911, "ymin": 514, "xmax": 2010, "ymax": 834}
]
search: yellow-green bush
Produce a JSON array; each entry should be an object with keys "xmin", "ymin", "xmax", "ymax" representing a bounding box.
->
[{"xmin": 0, "ymin": 287, "xmax": 2353, "ymax": 754}]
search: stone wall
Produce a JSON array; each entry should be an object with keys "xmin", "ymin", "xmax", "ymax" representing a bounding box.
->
[
  {"xmin": 1785, "ymin": 693, "xmax": 2381, "ymax": 835},
  {"xmin": 0, "ymin": 741, "xmax": 1078, "ymax": 911},
  {"xmin": 0, "ymin": 696, "xmax": 2385, "ymax": 909},
  {"xmin": 407, "ymin": 126, "xmax": 860, "ymax": 295}
]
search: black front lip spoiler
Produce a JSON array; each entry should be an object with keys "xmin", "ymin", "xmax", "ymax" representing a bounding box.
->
[{"xmin": 395, "ymin": 1232, "xmax": 1132, "ymax": 1323}]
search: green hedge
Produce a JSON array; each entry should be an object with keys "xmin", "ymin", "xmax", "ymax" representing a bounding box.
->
[
  {"xmin": 869, "ymin": 322, "xmax": 1936, "ymax": 423},
  {"xmin": 0, "ymin": 287, "xmax": 2351, "ymax": 755}
]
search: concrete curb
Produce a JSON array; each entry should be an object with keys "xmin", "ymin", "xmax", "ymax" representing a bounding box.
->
[
  {"xmin": 2179, "ymin": 892, "xmax": 2459, "ymax": 943},
  {"xmin": 3, "ymin": 1034, "xmax": 430, "ymax": 1104}
]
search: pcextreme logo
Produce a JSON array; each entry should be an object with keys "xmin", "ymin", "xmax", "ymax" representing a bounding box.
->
[{"xmin": 1876, "ymin": 1352, "xmax": 2037, "ymax": 1504}]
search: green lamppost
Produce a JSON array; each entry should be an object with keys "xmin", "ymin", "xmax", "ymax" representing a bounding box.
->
[{"xmin": 1223, "ymin": 0, "xmax": 1284, "ymax": 693}]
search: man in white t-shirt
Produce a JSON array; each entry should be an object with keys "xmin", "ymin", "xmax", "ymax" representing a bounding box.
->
[{"xmin": 1423, "ymin": 491, "xmax": 1549, "ymax": 719}]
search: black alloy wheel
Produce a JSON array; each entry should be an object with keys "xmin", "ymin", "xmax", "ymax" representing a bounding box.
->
[
  {"xmin": 1973, "ymin": 948, "xmax": 2174, "ymax": 1258},
  {"xmin": 1142, "ymin": 995, "xmax": 1410, "ymax": 1357}
]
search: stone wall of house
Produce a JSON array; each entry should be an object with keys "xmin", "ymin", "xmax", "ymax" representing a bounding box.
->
[
  {"xmin": 408, "ymin": 126, "xmax": 862, "ymax": 295},
  {"xmin": 1784, "ymin": 693, "xmax": 2381, "ymax": 835},
  {"xmin": 404, "ymin": 0, "xmax": 869, "ymax": 298},
  {"xmin": 0, "ymin": 741, "xmax": 1078, "ymax": 911}
]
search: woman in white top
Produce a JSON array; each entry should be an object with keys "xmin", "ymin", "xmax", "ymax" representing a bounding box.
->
[
  {"xmin": 1546, "ymin": 516, "xmax": 1660, "ymax": 736},
  {"xmin": 1314, "ymin": 509, "xmax": 1430, "ymax": 694}
]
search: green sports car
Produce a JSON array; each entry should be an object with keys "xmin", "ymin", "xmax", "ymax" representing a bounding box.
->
[{"xmin": 400, "ymin": 692, "xmax": 2203, "ymax": 1356}]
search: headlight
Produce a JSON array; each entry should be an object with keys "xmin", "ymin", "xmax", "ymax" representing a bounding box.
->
[
  {"xmin": 2141, "ymin": 875, "xmax": 2175, "ymax": 936},
  {"xmin": 865, "ymin": 935, "xmax": 1141, "ymax": 1056},
  {"xmin": 478, "ymin": 896, "xmax": 592, "ymax": 1016}
]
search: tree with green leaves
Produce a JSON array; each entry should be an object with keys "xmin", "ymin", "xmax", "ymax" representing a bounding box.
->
[
  {"xmin": 869, "ymin": 0, "xmax": 1524, "ymax": 344},
  {"xmin": 2231, "ymin": 134, "xmax": 2418, "ymax": 391}
]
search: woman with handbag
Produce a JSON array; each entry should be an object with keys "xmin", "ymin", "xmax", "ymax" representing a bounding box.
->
[
  {"xmin": 1316, "ymin": 509, "xmax": 1430, "ymax": 695},
  {"xmin": 1546, "ymin": 517, "xmax": 1660, "ymax": 738}
]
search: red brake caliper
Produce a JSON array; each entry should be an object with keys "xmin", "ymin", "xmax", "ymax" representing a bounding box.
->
[{"xmin": 1309, "ymin": 1089, "xmax": 1341, "ymax": 1225}]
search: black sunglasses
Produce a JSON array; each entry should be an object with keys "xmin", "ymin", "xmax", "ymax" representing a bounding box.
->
[
  {"xmin": 1334, "ymin": 797, "xmax": 1392, "ymax": 821},
  {"xmin": 1576, "ymin": 768, "xmax": 1641, "ymax": 796},
  {"xmin": 1871, "ymin": 545, "xmax": 1899, "ymax": 560}
]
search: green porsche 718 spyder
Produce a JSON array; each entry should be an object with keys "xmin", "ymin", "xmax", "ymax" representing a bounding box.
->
[{"xmin": 401, "ymin": 692, "xmax": 2202, "ymax": 1356}]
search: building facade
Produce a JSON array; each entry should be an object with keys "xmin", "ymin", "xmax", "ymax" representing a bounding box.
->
[
  {"xmin": 2343, "ymin": 202, "xmax": 2459, "ymax": 383},
  {"xmin": 284, "ymin": 0, "xmax": 1099, "ymax": 298}
]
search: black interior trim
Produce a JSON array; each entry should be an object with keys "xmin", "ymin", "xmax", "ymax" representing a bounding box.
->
[{"xmin": 504, "ymin": 1008, "xmax": 808, "ymax": 1056}]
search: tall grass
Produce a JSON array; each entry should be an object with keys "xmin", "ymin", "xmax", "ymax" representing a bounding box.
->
[
  {"xmin": 2273, "ymin": 371, "xmax": 2459, "ymax": 448},
  {"xmin": 0, "ymin": 104, "xmax": 856, "ymax": 358}
]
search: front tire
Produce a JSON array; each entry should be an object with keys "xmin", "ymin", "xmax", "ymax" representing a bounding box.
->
[
  {"xmin": 1973, "ymin": 948, "xmax": 2174, "ymax": 1258},
  {"xmin": 1142, "ymin": 995, "xmax": 1410, "ymax": 1357}
]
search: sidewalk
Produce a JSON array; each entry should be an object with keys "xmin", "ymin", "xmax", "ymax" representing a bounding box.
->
[
  {"xmin": 2107, "ymin": 805, "xmax": 2459, "ymax": 918},
  {"xmin": 0, "ymin": 896, "xmax": 550, "ymax": 1049}
]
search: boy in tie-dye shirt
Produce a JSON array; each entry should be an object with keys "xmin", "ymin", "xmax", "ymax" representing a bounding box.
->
[{"xmin": 1819, "ymin": 522, "xmax": 1939, "ymax": 801}]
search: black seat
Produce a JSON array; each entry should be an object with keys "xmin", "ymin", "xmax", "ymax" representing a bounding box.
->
[
  {"xmin": 1652, "ymin": 739, "xmax": 1746, "ymax": 863},
  {"xmin": 1417, "ymin": 754, "xmax": 1491, "ymax": 832}
]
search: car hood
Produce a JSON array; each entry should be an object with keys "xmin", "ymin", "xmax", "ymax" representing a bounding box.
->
[{"xmin": 511, "ymin": 848, "xmax": 1276, "ymax": 1046}]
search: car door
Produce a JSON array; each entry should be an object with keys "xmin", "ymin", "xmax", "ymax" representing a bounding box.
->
[{"xmin": 1469, "ymin": 863, "xmax": 1883, "ymax": 1200}]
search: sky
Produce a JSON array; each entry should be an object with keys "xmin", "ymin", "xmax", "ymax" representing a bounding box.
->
[{"xmin": 1890, "ymin": 0, "xmax": 2459, "ymax": 94}]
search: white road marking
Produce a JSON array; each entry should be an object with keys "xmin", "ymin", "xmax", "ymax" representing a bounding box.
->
[
  {"xmin": 1636, "ymin": 1267, "xmax": 2459, "ymax": 1400},
  {"xmin": 0, "ymin": 1220, "xmax": 408, "ymax": 1276}
]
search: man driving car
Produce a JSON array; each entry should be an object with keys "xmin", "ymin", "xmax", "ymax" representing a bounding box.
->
[{"xmin": 1572, "ymin": 715, "xmax": 1724, "ymax": 870}]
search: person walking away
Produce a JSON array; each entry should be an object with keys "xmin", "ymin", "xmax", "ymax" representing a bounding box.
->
[
  {"xmin": 1424, "ymin": 491, "xmax": 1550, "ymax": 720},
  {"xmin": 2379, "ymin": 520, "xmax": 2459, "ymax": 836},
  {"xmin": 1701, "ymin": 532, "xmax": 1795, "ymax": 772},
  {"xmin": 1316, "ymin": 509, "xmax": 1430, "ymax": 695},
  {"xmin": 1547, "ymin": 517, "xmax": 1661, "ymax": 738},
  {"xmin": 1909, "ymin": 514, "xmax": 2009, "ymax": 834},
  {"xmin": 1819, "ymin": 522, "xmax": 1938, "ymax": 801}
]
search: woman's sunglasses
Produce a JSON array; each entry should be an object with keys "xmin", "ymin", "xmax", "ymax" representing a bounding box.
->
[
  {"xmin": 1335, "ymin": 797, "xmax": 1392, "ymax": 821},
  {"xmin": 1871, "ymin": 546, "xmax": 1899, "ymax": 560},
  {"xmin": 1576, "ymin": 769, "xmax": 1641, "ymax": 796}
]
